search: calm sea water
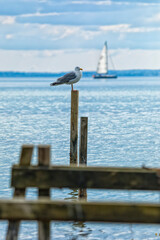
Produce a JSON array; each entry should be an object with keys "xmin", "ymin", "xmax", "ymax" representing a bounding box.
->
[{"xmin": 0, "ymin": 76, "xmax": 160, "ymax": 239}]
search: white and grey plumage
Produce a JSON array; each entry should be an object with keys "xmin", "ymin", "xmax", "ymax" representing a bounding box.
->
[{"xmin": 50, "ymin": 66, "xmax": 83, "ymax": 91}]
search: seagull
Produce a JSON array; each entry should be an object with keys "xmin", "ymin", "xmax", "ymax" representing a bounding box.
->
[{"xmin": 50, "ymin": 66, "xmax": 83, "ymax": 91}]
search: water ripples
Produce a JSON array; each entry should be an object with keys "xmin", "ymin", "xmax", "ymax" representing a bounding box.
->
[{"xmin": 0, "ymin": 77, "xmax": 160, "ymax": 239}]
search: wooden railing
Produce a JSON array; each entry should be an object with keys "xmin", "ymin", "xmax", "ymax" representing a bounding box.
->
[{"xmin": 3, "ymin": 144, "xmax": 160, "ymax": 240}]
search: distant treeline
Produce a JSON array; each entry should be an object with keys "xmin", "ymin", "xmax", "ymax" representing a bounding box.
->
[
  {"xmin": 112, "ymin": 70, "xmax": 160, "ymax": 77},
  {"xmin": 0, "ymin": 70, "xmax": 160, "ymax": 78}
]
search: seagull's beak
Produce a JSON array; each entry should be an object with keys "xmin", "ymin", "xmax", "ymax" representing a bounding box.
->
[{"xmin": 80, "ymin": 68, "xmax": 83, "ymax": 70}]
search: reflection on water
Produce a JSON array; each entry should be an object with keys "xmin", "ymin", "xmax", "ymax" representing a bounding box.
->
[
  {"xmin": 65, "ymin": 189, "xmax": 79, "ymax": 201},
  {"xmin": 65, "ymin": 189, "xmax": 90, "ymax": 238},
  {"xmin": 71, "ymin": 221, "xmax": 92, "ymax": 240}
]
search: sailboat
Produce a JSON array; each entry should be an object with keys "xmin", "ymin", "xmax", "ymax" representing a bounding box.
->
[{"xmin": 93, "ymin": 41, "xmax": 117, "ymax": 79}]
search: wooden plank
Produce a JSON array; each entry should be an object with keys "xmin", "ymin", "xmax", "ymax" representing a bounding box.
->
[
  {"xmin": 19, "ymin": 145, "xmax": 34, "ymax": 166},
  {"xmin": 79, "ymin": 117, "xmax": 88, "ymax": 199},
  {"xmin": 38, "ymin": 145, "xmax": 50, "ymax": 167},
  {"xmin": 70, "ymin": 90, "xmax": 79, "ymax": 164},
  {"xmin": 7, "ymin": 145, "xmax": 34, "ymax": 240},
  {"xmin": 12, "ymin": 165, "xmax": 160, "ymax": 190},
  {"xmin": 38, "ymin": 145, "xmax": 51, "ymax": 240},
  {"xmin": 2, "ymin": 199, "xmax": 160, "ymax": 224}
]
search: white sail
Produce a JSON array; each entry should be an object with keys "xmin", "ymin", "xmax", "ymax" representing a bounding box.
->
[{"xmin": 97, "ymin": 41, "xmax": 108, "ymax": 74}]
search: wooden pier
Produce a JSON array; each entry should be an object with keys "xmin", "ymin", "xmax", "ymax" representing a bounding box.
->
[{"xmin": 4, "ymin": 145, "xmax": 160, "ymax": 238}]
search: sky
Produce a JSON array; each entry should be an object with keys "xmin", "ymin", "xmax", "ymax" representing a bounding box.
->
[{"xmin": 0, "ymin": 0, "xmax": 160, "ymax": 72}]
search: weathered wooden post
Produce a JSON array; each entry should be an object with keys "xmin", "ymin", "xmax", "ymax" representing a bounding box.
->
[
  {"xmin": 79, "ymin": 117, "xmax": 88, "ymax": 199},
  {"xmin": 38, "ymin": 145, "xmax": 51, "ymax": 240},
  {"xmin": 7, "ymin": 145, "xmax": 34, "ymax": 240},
  {"xmin": 70, "ymin": 90, "xmax": 79, "ymax": 165}
]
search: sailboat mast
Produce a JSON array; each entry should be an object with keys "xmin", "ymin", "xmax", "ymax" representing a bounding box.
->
[{"xmin": 104, "ymin": 41, "xmax": 108, "ymax": 74}]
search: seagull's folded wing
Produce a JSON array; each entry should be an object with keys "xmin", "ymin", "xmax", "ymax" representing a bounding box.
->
[{"xmin": 57, "ymin": 71, "xmax": 77, "ymax": 83}]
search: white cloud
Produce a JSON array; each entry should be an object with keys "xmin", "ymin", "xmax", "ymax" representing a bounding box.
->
[
  {"xmin": 100, "ymin": 24, "xmax": 130, "ymax": 32},
  {"xmin": 71, "ymin": 0, "xmax": 112, "ymax": 5},
  {"xmin": 37, "ymin": 0, "xmax": 48, "ymax": 2},
  {"xmin": 5, "ymin": 34, "xmax": 13, "ymax": 39},
  {"xmin": 110, "ymin": 48, "xmax": 160, "ymax": 70},
  {"xmin": 20, "ymin": 12, "xmax": 62, "ymax": 18},
  {"xmin": 0, "ymin": 16, "xmax": 15, "ymax": 25},
  {"xmin": 100, "ymin": 24, "xmax": 160, "ymax": 33},
  {"xmin": 136, "ymin": 2, "xmax": 160, "ymax": 7},
  {"xmin": 71, "ymin": 1, "xmax": 159, "ymax": 6},
  {"xmin": 37, "ymin": 24, "xmax": 99, "ymax": 40},
  {"xmin": 38, "ymin": 24, "xmax": 81, "ymax": 40},
  {"xmin": 0, "ymin": 48, "xmax": 159, "ymax": 72},
  {"xmin": 148, "ymin": 13, "xmax": 160, "ymax": 23}
]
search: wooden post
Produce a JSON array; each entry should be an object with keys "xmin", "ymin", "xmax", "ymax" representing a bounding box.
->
[
  {"xmin": 6, "ymin": 145, "xmax": 34, "ymax": 240},
  {"xmin": 70, "ymin": 90, "xmax": 79, "ymax": 165},
  {"xmin": 38, "ymin": 145, "xmax": 51, "ymax": 240},
  {"xmin": 79, "ymin": 117, "xmax": 88, "ymax": 165},
  {"xmin": 79, "ymin": 117, "xmax": 88, "ymax": 199}
]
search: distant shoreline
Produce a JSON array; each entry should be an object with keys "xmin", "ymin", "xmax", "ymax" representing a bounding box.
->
[{"xmin": 0, "ymin": 69, "xmax": 159, "ymax": 77}]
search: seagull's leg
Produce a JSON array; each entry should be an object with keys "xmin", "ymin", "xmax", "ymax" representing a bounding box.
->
[{"xmin": 71, "ymin": 84, "xmax": 73, "ymax": 91}]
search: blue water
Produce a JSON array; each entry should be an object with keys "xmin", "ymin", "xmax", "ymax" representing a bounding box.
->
[{"xmin": 0, "ymin": 76, "xmax": 160, "ymax": 239}]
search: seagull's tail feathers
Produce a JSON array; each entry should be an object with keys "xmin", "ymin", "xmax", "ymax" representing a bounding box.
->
[{"xmin": 50, "ymin": 81, "xmax": 62, "ymax": 86}]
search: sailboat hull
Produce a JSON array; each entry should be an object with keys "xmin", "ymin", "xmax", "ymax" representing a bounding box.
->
[{"xmin": 93, "ymin": 74, "xmax": 117, "ymax": 79}]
